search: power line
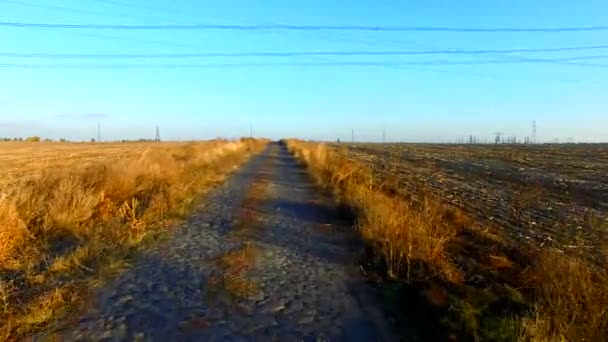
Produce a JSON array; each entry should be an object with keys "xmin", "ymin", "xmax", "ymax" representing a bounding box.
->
[
  {"xmin": 3, "ymin": 45, "xmax": 608, "ymax": 58},
  {"xmin": 6, "ymin": 0, "xmax": 606, "ymax": 75},
  {"xmin": 97, "ymin": 0, "xmax": 439, "ymax": 55},
  {"xmin": 96, "ymin": 0, "xmax": 597, "ymax": 68},
  {"xmin": 0, "ymin": 62, "xmax": 594, "ymax": 83},
  {"xmin": 50, "ymin": 1, "xmax": 608, "ymax": 71},
  {"xmin": 2, "ymin": 20, "xmax": 600, "ymax": 71},
  {"xmin": 2, "ymin": 3, "xmax": 602, "ymax": 82},
  {"xmin": 1, "ymin": 52, "xmax": 605, "ymax": 67},
  {"xmin": 1, "ymin": 57, "xmax": 606, "ymax": 69},
  {"xmin": 17, "ymin": 1, "xmax": 597, "ymax": 80},
  {"xmin": 1, "ymin": 21, "xmax": 607, "ymax": 32}
]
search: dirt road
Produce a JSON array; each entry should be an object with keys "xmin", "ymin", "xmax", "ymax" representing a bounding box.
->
[{"xmin": 37, "ymin": 142, "xmax": 395, "ymax": 341}]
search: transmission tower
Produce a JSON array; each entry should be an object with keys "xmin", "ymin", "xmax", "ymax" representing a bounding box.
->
[
  {"xmin": 154, "ymin": 126, "xmax": 161, "ymax": 142},
  {"xmin": 97, "ymin": 121, "xmax": 101, "ymax": 142},
  {"xmin": 532, "ymin": 120, "xmax": 537, "ymax": 144},
  {"xmin": 494, "ymin": 132, "xmax": 503, "ymax": 144}
]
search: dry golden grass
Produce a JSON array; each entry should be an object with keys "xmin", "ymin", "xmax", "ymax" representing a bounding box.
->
[
  {"xmin": 521, "ymin": 249, "xmax": 608, "ymax": 341},
  {"xmin": 285, "ymin": 140, "xmax": 462, "ymax": 282},
  {"xmin": 0, "ymin": 138, "xmax": 267, "ymax": 338},
  {"xmin": 285, "ymin": 139, "xmax": 608, "ymax": 341},
  {"xmin": 0, "ymin": 141, "xmax": 180, "ymax": 186},
  {"xmin": 209, "ymin": 243, "xmax": 259, "ymax": 300}
]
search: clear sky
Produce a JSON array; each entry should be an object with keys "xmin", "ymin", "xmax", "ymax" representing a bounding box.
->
[{"xmin": 0, "ymin": 0, "xmax": 607, "ymax": 142}]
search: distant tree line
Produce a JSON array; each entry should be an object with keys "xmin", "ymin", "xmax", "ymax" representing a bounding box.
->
[
  {"xmin": 1, "ymin": 137, "xmax": 172, "ymax": 143},
  {"xmin": 0, "ymin": 137, "xmax": 70, "ymax": 142},
  {"xmin": 0, "ymin": 137, "xmax": 148, "ymax": 143}
]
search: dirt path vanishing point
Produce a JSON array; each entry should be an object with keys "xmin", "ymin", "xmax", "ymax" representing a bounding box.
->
[{"xmin": 36, "ymin": 142, "xmax": 397, "ymax": 341}]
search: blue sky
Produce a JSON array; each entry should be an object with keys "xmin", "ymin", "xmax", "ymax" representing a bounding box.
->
[{"xmin": 0, "ymin": 0, "xmax": 607, "ymax": 142}]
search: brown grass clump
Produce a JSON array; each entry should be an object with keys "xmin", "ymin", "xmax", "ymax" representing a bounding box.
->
[
  {"xmin": 210, "ymin": 243, "xmax": 259, "ymax": 300},
  {"xmin": 209, "ymin": 160, "xmax": 271, "ymax": 301},
  {"xmin": 521, "ymin": 249, "xmax": 608, "ymax": 341},
  {"xmin": 0, "ymin": 139, "xmax": 267, "ymax": 338},
  {"xmin": 285, "ymin": 140, "xmax": 462, "ymax": 282},
  {"xmin": 285, "ymin": 139, "xmax": 608, "ymax": 341}
]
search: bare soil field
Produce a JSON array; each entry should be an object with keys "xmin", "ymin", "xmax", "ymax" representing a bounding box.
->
[
  {"xmin": 288, "ymin": 140, "xmax": 608, "ymax": 341},
  {"xmin": 337, "ymin": 143, "xmax": 608, "ymax": 253}
]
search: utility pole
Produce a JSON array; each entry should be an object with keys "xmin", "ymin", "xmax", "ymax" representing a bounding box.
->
[
  {"xmin": 154, "ymin": 126, "xmax": 161, "ymax": 143},
  {"xmin": 532, "ymin": 120, "xmax": 537, "ymax": 144}
]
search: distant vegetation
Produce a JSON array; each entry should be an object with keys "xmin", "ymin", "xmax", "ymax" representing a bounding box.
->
[
  {"xmin": 1, "ymin": 137, "xmax": 60, "ymax": 142},
  {"xmin": 0, "ymin": 138, "xmax": 171, "ymax": 143}
]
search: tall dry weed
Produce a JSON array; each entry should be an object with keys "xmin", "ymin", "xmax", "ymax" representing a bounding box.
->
[
  {"xmin": 0, "ymin": 138, "xmax": 267, "ymax": 337},
  {"xmin": 0, "ymin": 195, "xmax": 30, "ymax": 266},
  {"xmin": 522, "ymin": 248, "xmax": 608, "ymax": 341},
  {"xmin": 285, "ymin": 139, "xmax": 461, "ymax": 282}
]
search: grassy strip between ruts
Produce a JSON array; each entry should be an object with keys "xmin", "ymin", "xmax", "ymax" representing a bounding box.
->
[
  {"xmin": 208, "ymin": 173, "xmax": 271, "ymax": 302},
  {"xmin": 0, "ymin": 138, "xmax": 268, "ymax": 339},
  {"xmin": 284, "ymin": 139, "xmax": 608, "ymax": 341},
  {"xmin": 199, "ymin": 152, "xmax": 273, "ymax": 327}
]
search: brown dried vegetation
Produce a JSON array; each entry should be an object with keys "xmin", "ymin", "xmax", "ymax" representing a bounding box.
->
[
  {"xmin": 209, "ymin": 156, "xmax": 272, "ymax": 302},
  {"xmin": 0, "ymin": 139, "xmax": 267, "ymax": 338},
  {"xmin": 209, "ymin": 243, "xmax": 259, "ymax": 300}
]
